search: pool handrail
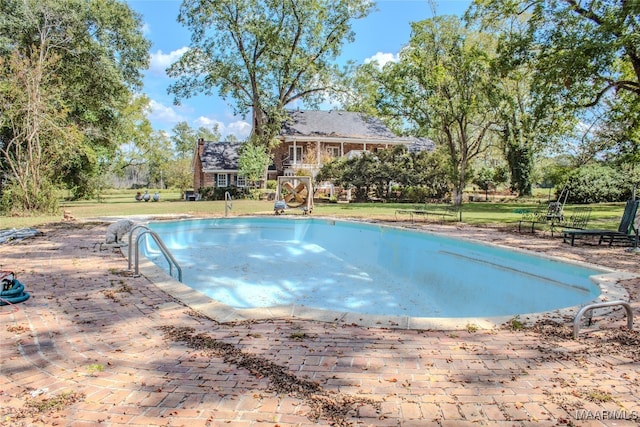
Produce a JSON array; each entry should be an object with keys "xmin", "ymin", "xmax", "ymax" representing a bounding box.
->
[
  {"xmin": 225, "ymin": 191, "xmax": 232, "ymax": 217},
  {"xmin": 128, "ymin": 225, "xmax": 183, "ymax": 282},
  {"xmin": 127, "ymin": 224, "xmax": 151, "ymax": 270},
  {"xmin": 573, "ymin": 300, "xmax": 633, "ymax": 338}
]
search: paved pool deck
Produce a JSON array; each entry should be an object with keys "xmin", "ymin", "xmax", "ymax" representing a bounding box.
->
[{"xmin": 1, "ymin": 218, "xmax": 640, "ymax": 426}]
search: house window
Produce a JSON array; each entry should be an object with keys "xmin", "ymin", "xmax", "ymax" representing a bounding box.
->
[
  {"xmin": 217, "ymin": 174, "xmax": 228, "ymax": 187},
  {"xmin": 289, "ymin": 146, "xmax": 304, "ymax": 163},
  {"xmin": 236, "ymin": 175, "xmax": 246, "ymax": 187}
]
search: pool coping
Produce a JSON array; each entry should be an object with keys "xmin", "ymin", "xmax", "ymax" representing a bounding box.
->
[{"xmin": 128, "ymin": 215, "xmax": 636, "ymax": 330}]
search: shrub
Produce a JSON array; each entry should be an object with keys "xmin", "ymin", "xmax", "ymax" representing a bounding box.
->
[
  {"xmin": 560, "ymin": 164, "xmax": 631, "ymax": 203},
  {"xmin": 0, "ymin": 179, "xmax": 60, "ymax": 215},
  {"xmin": 199, "ymin": 186, "xmax": 249, "ymax": 201},
  {"xmin": 402, "ymin": 186, "xmax": 431, "ymax": 203}
]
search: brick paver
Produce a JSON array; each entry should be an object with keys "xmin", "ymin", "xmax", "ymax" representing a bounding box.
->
[{"xmin": 1, "ymin": 220, "xmax": 639, "ymax": 426}]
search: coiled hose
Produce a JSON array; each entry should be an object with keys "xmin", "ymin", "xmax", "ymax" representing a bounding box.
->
[{"xmin": 1, "ymin": 279, "xmax": 30, "ymax": 306}]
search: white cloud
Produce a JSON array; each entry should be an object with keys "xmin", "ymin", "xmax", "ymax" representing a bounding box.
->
[
  {"xmin": 364, "ymin": 52, "xmax": 399, "ymax": 68},
  {"xmin": 195, "ymin": 115, "xmax": 252, "ymax": 140},
  {"xmin": 194, "ymin": 116, "xmax": 224, "ymax": 129},
  {"xmin": 145, "ymin": 100, "xmax": 252, "ymax": 140},
  {"xmin": 149, "ymin": 47, "xmax": 189, "ymax": 75},
  {"xmin": 225, "ymin": 120, "xmax": 252, "ymax": 140},
  {"xmin": 147, "ymin": 99, "xmax": 186, "ymax": 128},
  {"xmin": 140, "ymin": 22, "xmax": 151, "ymax": 36}
]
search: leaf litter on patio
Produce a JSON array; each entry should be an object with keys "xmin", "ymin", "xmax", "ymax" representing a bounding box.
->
[
  {"xmin": 160, "ymin": 325, "xmax": 381, "ymax": 427},
  {"xmin": 529, "ymin": 318, "xmax": 640, "ymax": 362}
]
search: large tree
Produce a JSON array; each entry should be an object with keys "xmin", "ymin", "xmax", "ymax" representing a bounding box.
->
[
  {"xmin": 474, "ymin": 13, "xmax": 576, "ymax": 196},
  {"xmin": 0, "ymin": 46, "xmax": 71, "ymax": 213},
  {"xmin": 168, "ymin": 0, "xmax": 373, "ymax": 148},
  {"xmin": 171, "ymin": 122, "xmax": 198, "ymax": 160},
  {"xmin": 171, "ymin": 121, "xmax": 222, "ymax": 159},
  {"xmin": 0, "ymin": 0, "xmax": 150, "ymax": 211},
  {"xmin": 469, "ymin": 0, "xmax": 640, "ymax": 192},
  {"xmin": 358, "ymin": 16, "xmax": 499, "ymax": 205},
  {"xmin": 589, "ymin": 82, "xmax": 640, "ymax": 189}
]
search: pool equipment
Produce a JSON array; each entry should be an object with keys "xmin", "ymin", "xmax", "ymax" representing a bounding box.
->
[
  {"xmin": 274, "ymin": 200, "xmax": 287, "ymax": 215},
  {"xmin": 277, "ymin": 176, "xmax": 313, "ymax": 213}
]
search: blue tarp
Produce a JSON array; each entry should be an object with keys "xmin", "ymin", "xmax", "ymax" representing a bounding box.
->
[{"xmin": 0, "ymin": 228, "xmax": 40, "ymax": 244}]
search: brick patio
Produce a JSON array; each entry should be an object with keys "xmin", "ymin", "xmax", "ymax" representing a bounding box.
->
[{"xmin": 1, "ymin": 220, "xmax": 639, "ymax": 426}]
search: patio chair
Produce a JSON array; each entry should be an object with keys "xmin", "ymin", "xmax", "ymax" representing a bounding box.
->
[
  {"xmin": 550, "ymin": 206, "xmax": 592, "ymax": 237},
  {"xmin": 562, "ymin": 199, "xmax": 640, "ymax": 247},
  {"xmin": 518, "ymin": 205, "xmax": 546, "ymax": 233},
  {"xmin": 518, "ymin": 187, "xmax": 570, "ymax": 233},
  {"xmin": 546, "ymin": 185, "xmax": 569, "ymax": 221}
]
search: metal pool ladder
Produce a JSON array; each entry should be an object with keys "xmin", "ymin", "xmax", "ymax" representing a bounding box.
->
[
  {"xmin": 225, "ymin": 191, "xmax": 232, "ymax": 217},
  {"xmin": 573, "ymin": 300, "xmax": 633, "ymax": 338},
  {"xmin": 127, "ymin": 225, "xmax": 182, "ymax": 282}
]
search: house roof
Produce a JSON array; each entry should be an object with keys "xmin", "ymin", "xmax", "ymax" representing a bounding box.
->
[
  {"xmin": 200, "ymin": 141, "xmax": 243, "ymax": 172},
  {"xmin": 282, "ymin": 110, "xmax": 397, "ymax": 139},
  {"xmin": 197, "ymin": 111, "xmax": 435, "ymax": 172},
  {"xmin": 281, "ymin": 110, "xmax": 435, "ymax": 151},
  {"xmin": 405, "ymin": 138, "xmax": 436, "ymax": 153}
]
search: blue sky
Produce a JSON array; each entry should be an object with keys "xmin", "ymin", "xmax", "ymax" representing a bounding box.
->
[{"xmin": 126, "ymin": 0, "xmax": 472, "ymax": 139}]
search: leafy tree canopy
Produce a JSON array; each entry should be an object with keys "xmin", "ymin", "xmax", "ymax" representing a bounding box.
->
[
  {"xmin": 469, "ymin": 0, "xmax": 640, "ymax": 107},
  {"xmin": 171, "ymin": 122, "xmax": 198, "ymax": 160},
  {"xmin": 168, "ymin": 0, "xmax": 374, "ymax": 145},
  {"xmin": 0, "ymin": 0, "xmax": 151, "ymax": 209},
  {"xmin": 352, "ymin": 16, "xmax": 499, "ymax": 204},
  {"xmin": 238, "ymin": 138, "xmax": 271, "ymax": 188}
]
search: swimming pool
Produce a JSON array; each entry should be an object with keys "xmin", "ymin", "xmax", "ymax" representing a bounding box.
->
[{"xmin": 139, "ymin": 217, "xmax": 615, "ymax": 326}]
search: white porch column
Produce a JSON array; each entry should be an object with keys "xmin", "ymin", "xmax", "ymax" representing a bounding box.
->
[{"xmin": 293, "ymin": 140, "xmax": 297, "ymax": 164}]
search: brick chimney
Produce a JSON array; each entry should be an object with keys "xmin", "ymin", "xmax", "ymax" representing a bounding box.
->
[
  {"xmin": 197, "ymin": 138, "xmax": 205, "ymax": 156},
  {"xmin": 193, "ymin": 138, "xmax": 206, "ymax": 191}
]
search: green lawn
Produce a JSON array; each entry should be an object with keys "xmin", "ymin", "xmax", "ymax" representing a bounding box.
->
[
  {"xmin": 0, "ymin": 189, "xmax": 630, "ymax": 232},
  {"xmin": 313, "ymin": 200, "xmax": 626, "ymax": 229}
]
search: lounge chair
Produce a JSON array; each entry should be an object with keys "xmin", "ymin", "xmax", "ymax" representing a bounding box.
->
[
  {"xmin": 546, "ymin": 185, "xmax": 570, "ymax": 222},
  {"xmin": 562, "ymin": 199, "xmax": 640, "ymax": 247}
]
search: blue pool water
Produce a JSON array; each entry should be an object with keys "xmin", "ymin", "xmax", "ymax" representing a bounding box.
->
[{"xmin": 142, "ymin": 217, "xmax": 604, "ymax": 318}]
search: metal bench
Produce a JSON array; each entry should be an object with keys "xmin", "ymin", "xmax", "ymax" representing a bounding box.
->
[
  {"xmin": 517, "ymin": 205, "xmax": 546, "ymax": 233},
  {"xmin": 519, "ymin": 206, "xmax": 591, "ymax": 236},
  {"xmin": 551, "ymin": 206, "xmax": 592, "ymax": 237},
  {"xmin": 396, "ymin": 204, "xmax": 461, "ymax": 222}
]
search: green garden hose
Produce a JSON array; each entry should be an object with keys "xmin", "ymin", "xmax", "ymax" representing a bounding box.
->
[{"xmin": 1, "ymin": 279, "xmax": 30, "ymax": 305}]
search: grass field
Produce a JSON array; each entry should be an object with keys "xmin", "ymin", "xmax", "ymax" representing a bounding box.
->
[{"xmin": 0, "ymin": 188, "xmax": 629, "ymax": 232}]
